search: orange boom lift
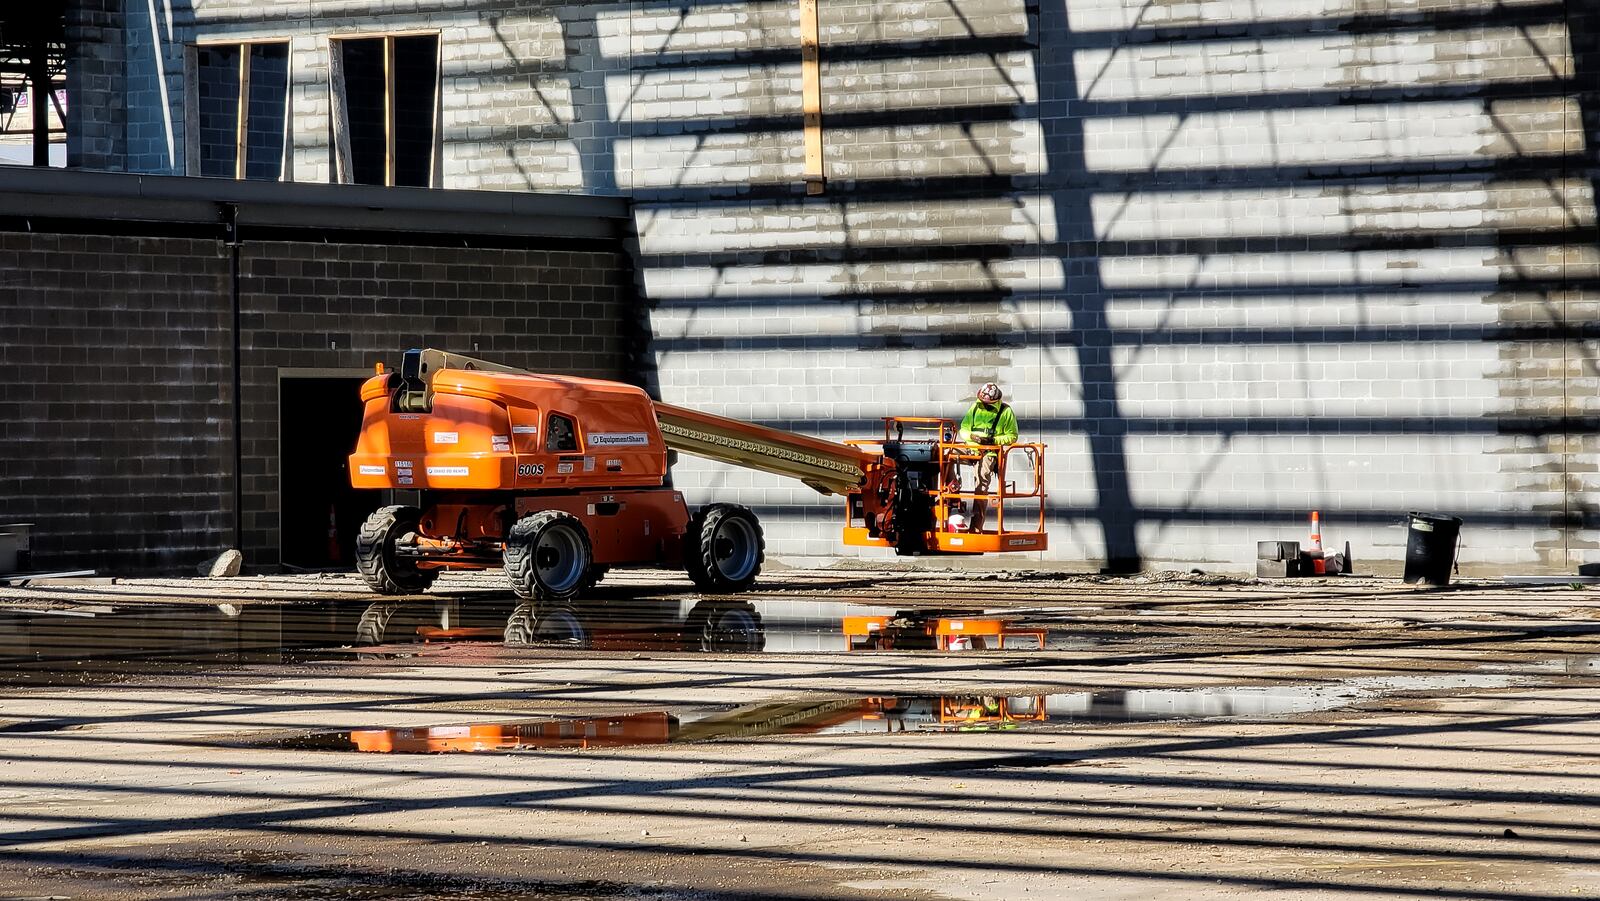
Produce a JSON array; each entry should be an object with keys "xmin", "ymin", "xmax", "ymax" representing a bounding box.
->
[{"xmin": 348, "ymin": 349, "xmax": 1047, "ymax": 600}]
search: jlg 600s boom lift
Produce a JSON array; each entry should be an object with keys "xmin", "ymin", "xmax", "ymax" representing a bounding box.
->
[{"xmin": 349, "ymin": 349, "xmax": 1047, "ymax": 600}]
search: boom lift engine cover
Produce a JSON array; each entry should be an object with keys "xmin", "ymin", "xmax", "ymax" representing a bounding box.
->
[{"xmin": 348, "ymin": 349, "xmax": 1047, "ymax": 598}]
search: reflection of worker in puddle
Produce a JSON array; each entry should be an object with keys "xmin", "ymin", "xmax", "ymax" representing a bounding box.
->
[
  {"xmin": 954, "ymin": 383, "xmax": 1018, "ymax": 532},
  {"xmin": 972, "ymin": 696, "xmax": 1002, "ymax": 718},
  {"xmin": 944, "ymin": 695, "xmax": 1010, "ymax": 729},
  {"xmin": 879, "ymin": 697, "xmax": 914, "ymax": 733}
]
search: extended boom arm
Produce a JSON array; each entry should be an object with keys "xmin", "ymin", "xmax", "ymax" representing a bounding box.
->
[{"xmin": 652, "ymin": 402, "xmax": 880, "ymax": 497}]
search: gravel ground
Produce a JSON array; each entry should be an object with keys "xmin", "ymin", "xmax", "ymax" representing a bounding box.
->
[{"xmin": 0, "ymin": 569, "xmax": 1597, "ymax": 899}]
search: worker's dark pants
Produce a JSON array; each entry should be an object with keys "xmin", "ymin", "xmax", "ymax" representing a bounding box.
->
[{"xmin": 970, "ymin": 453, "xmax": 999, "ymax": 531}]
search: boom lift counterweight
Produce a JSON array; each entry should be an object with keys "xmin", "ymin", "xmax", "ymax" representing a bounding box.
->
[{"xmin": 348, "ymin": 349, "xmax": 1047, "ymax": 599}]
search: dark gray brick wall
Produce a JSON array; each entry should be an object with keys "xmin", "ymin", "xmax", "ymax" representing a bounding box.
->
[
  {"xmin": 66, "ymin": 0, "xmax": 126, "ymax": 170},
  {"xmin": 236, "ymin": 239, "xmax": 632, "ymax": 568},
  {"xmin": 120, "ymin": 0, "xmax": 187, "ymax": 174},
  {"xmin": 0, "ymin": 227, "xmax": 629, "ymax": 575},
  {"xmin": 0, "ymin": 231, "xmax": 232, "ymax": 573}
]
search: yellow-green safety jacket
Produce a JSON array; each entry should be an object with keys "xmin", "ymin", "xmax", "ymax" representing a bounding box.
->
[{"xmin": 958, "ymin": 402, "xmax": 1018, "ymax": 448}]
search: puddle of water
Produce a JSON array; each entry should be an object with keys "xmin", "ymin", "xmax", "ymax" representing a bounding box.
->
[
  {"xmin": 273, "ymin": 672, "xmax": 1523, "ymax": 754},
  {"xmin": 1477, "ymin": 656, "xmax": 1600, "ymax": 676},
  {"xmin": 267, "ymin": 884, "xmax": 632, "ymax": 900},
  {"xmin": 4, "ymin": 590, "xmax": 1085, "ymax": 669},
  {"xmin": 282, "ymin": 713, "xmax": 679, "ymax": 753},
  {"xmin": 1045, "ymin": 674, "xmax": 1521, "ymax": 722},
  {"xmin": 33, "ymin": 863, "xmax": 674, "ymax": 901},
  {"xmin": 512, "ymin": 601, "xmax": 1085, "ymax": 655},
  {"xmin": 275, "ymin": 698, "xmax": 1032, "ymax": 753},
  {"xmin": 393, "ymin": 600, "xmax": 1075, "ymax": 656}
]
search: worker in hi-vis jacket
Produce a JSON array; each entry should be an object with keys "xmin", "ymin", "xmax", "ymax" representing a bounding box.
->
[{"xmin": 954, "ymin": 382, "xmax": 1019, "ymax": 532}]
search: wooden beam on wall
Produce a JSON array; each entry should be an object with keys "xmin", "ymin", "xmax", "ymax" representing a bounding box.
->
[
  {"xmin": 430, "ymin": 35, "xmax": 442, "ymax": 188},
  {"xmin": 234, "ymin": 45, "xmax": 250, "ymax": 180},
  {"xmin": 329, "ymin": 41, "xmax": 352, "ymax": 184},
  {"xmin": 383, "ymin": 36, "xmax": 395, "ymax": 187},
  {"xmin": 280, "ymin": 45, "xmax": 293, "ymax": 182},
  {"xmin": 799, "ymin": 0, "xmax": 825, "ymax": 195}
]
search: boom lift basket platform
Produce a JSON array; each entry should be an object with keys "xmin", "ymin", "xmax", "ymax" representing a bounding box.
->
[{"xmin": 841, "ymin": 417, "xmax": 1048, "ymax": 555}]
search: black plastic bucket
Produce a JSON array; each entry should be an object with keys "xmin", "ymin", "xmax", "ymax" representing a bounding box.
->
[{"xmin": 1403, "ymin": 512, "xmax": 1462, "ymax": 586}]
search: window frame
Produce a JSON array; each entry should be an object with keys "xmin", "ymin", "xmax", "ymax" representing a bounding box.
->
[
  {"xmin": 328, "ymin": 30, "xmax": 443, "ymax": 188},
  {"xmin": 186, "ymin": 37, "xmax": 292, "ymax": 181}
]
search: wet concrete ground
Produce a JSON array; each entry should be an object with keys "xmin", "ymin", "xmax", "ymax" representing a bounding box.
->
[{"xmin": 0, "ymin": 568, "xmax": 1598, "ymax": 899}]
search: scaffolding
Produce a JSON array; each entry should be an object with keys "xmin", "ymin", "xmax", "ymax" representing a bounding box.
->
[{"xmin": 0, "ymin": 5, "xmax": 67, "ymax": 166}]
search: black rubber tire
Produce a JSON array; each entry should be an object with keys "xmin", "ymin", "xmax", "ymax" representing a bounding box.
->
[
  {"xmin": 686, "ymin": 600, "xmax": 766, "ymax": 653},
  {"xmin": 355, "ymin": 602, "xmax": 431, "ymax": 645},
  {"xmin": 504, "ymin": 510, "xmax": 592, "ymax": 602},
  {"xmin": 503, "ymin": 603, "xmax": 589, "ymax": 647},
  {"xmin": 503, "ymin": 603, "xmax": 537, "ymax": 646},
  {"xmin": 355, "ymin": 603, "xmax": 393, "ymax": 645},
  {"xmin": 579, "ymin": 564, "xmax": 610, "ymax": 594},
  {"xmin": 355, "ymin": 505, "xmax": 439, "ymax": 595},
  {"xmin": 684, "ymin": 503, "xmax": 764, "ymax": 593},
  {"xmin": 683, "ymin": 524, "xmax": 711, "ymax": 588}
]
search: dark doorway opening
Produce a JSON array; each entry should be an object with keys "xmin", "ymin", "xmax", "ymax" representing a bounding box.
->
[{"xmin": 279, "ymin": 376, "xmax": 381, "ymax": 569}]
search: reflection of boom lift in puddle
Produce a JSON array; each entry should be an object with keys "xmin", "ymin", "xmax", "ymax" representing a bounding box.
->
[
  {"xmin": 936, "ymin": 696, "xmax": 1047, "ymax": 726},
  {"xmin": 353, "ymin": 596, "xmax": 765, "ymax": 651},
  {"xmin": 842, "ymin": 614, "xmax": 1046, "ymax": 651},
  {"xmin": 503, "ymin": 598, "xmax": 765, "ymax": 652},
  {"xmin": 346, "ymin": 349, "xmax": 1048, "ymax": 612},
  {"xmin": 303, "ymin": 695, "xmax": 1052, "ymax": 753},
  {"xmin": 347, "ymin": 713, "xmax": 676, "ymax": 752}
]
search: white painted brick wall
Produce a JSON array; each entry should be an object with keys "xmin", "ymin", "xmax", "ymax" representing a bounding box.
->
[
  {"xmin": 152, "ymin": 0, "xmax": 1600, "ymax": 575},
  {"xmin": 1065, "ymin": 0, "xmax": 1554, "ymax": 31},
  {"xmin": 1082, "ymin": 100, "xmax": 1581, "ymax": 173},
  {"xmin": 1073, "ymin": 27, "xmax": 1571, "ymax": 100},
  {"xmin": 1089, "ymin": 181, "xmax": 1595, "ymax": 241},
  {"xmin": 634, "ymin": 197, "xmax": 1058, "ymax": 253}
]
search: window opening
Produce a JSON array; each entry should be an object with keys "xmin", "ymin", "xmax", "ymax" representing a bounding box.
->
[
  {"xmin": 195, "ymin": 42, "xmax": 288, "ymax": 180},
  {"xmin": 392, "ymin": 35, "xmax": 439, "ymax": 187},
  {"xmin": 331, "ymin": 34, "xmax": 440, "ymax": 187}
]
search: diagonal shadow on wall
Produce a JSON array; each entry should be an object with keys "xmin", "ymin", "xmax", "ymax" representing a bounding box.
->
[
  {"xmin": 564, "ymin": 0, "xmax": 1600, "ymax": 571},
  {"xmin": 1033, "ymin": 0, "xmax": 1141, "ymax": 571}
]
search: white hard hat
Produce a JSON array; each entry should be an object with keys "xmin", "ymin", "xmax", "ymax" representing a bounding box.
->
[
  {"xmin": 947, "ymin": 513, "xmax": 967, "ymax": 531},
  {"xmin": 977, "ymin": 383, "xmax": 1002, "ymax": 403}
]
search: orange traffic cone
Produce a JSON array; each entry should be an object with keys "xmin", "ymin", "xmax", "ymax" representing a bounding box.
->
[{"xmin": 326, "ymin": 504, "xmax": 341, "ymax": 564}]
